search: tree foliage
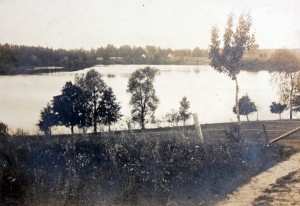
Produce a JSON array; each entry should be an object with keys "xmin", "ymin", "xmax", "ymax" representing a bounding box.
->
[
  {"xmin": 270, "ymin": 49, "xmax": 300, "ymax": 119},
  {"xmin": 269, "ymin": 49, "xmax": 300, "ymax": 73},
  {"xmin": 37, "ymin": 104, "xmax": 57, "ymax": 135},
  {"xmin": 127, "ymin": 67, "xmax": 159, "ymax": 129},
  {"xmin": 209, "ymin": 13, "xmax": 255, "ymax": 79},
  {"xmin": 38, "ymin": 70, "xmax": 122, "ymax": 134},
  {"xmin": 270, "ymin": 102, "xmax": 287, "ymax": 120},
  {"xmin": 52, "ymin": 82, "xmax": 87, "ymax": 134},
  {"xmin": 292, "ymin": 93, "xmax": 300, "ymax": 113},
  {"xmin": 233, "ymin": 95, "xmax": 257, "ymax": 121},
  {"xmin": 0, "ymin": 44, "xmax": 96, "ymax": 73},
  {"xmin": 165, "ymin": 110, "xmax": 181, "ymax": 127},
  {"xmin": 75, "ymin": 69, "xmax": 107, "ymax": 133},
  {"xmin": 209, "ymin": 13, "xmax": 255, "ymax": 125},
  {"xmin": 97, "ymin": 87, "xmax": 122, "ymax": 131},
  {"xmin": 0, "ymin": 43, "xmax": 210, "ymax": 75},
  {"xmin": 165, "ymin": 97, "xmax": 192, "ymax": 127},
  {"xmin": 179, "ymin": 97, "xmax": 192, "ymax": 126}
]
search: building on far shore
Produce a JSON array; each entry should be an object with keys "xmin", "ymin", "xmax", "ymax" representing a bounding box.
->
[{"xmin": 183, "ymin": 56, "xmax": 210, "ymax": 65}]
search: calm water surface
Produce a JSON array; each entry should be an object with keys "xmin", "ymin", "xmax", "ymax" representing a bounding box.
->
[{"xmin": 0, "ymin": 65, "xmax": 281, "ymax": 134}]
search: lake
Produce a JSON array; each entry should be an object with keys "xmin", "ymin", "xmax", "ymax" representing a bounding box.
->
[{"xmin": 0, "ymin": 65, "xmax": 282, "ymax": 134}]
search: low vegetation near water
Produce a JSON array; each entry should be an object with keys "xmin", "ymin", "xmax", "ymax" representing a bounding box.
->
[{"xmin": 0, "ymin": 126, "xmax": 295, "ymax": 206}]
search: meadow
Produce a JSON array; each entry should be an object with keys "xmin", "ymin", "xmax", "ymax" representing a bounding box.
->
[{"xmin": 1, "ymin": 121, "xmax": 297, "ymax": 205}]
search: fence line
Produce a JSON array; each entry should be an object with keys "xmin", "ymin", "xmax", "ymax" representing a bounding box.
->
[{"xmin": 270, "ymin": 126, "xmax": 300, "ymax": 143}]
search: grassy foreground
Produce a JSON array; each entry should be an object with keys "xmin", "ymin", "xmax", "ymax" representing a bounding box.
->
[{"xmin": 0, "ymin": 121, "xmax": 298, "ymax": 205}]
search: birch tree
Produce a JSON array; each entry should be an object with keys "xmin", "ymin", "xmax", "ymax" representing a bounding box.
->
[
  {"xmin": 209, "ymin": 13, "xmax": 255, "ymax": 125},
  {"xmin": 270, "ymin": 49, "xmax": 300, "ymax": 119}
]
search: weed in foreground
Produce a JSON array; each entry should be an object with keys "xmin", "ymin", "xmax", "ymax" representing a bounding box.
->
[{"xmin": 0, "ymin": 130, "xmax": 295, "ymax": 205}]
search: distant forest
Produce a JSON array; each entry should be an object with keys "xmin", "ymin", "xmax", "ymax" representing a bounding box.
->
[
  {"xmin": 0, "ymin": 44, "xmax": 209, "ymax": 74},
  {"xmin": 2, "ymin": 43, "xmax": 300, "ymax": 75}
]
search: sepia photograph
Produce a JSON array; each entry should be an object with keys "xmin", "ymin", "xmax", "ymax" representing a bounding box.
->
[{"xmin": 0, "ymin": 0, "xmax": 300, "ymax": 205}]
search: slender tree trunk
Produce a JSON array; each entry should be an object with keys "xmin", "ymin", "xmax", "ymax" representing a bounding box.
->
[
  {"xmin": 82, "ymin": 111, "xmax": 87, "ymax": 135},
  {"xmin": 289, "ymin": 75, "xmax": 294, "ymax": 120},
  {"xmin": 71, "ymin": 125, "xmax": 74, "ymax": 135},
  {"xmin": 48, "ymin": 127, "xmax": 51, "ymax": 136},
  {"xmin": 93, "ymin": 119, "xmax": 97, "ymax": 134},
  {"xmin": 289, "ymin": 95, "xmax": 293, "ymax": 120},
  {"xmin": 235, "ymin": 77, "xmax": 241, "ymax": 125},
  {"xmin": 93, "ymin": 99, "xmax": 97, "ymax": 134},
  {"xmin": 246, "ymin": 115, "xmax": 249, "ymax": 122},
  {"xmin": 141, "ymin": 104, "xmax": 145, "ymax": 130},
  {"xmin": 141, "ymin": 115, "xmax": 145, "ymax": 130}
]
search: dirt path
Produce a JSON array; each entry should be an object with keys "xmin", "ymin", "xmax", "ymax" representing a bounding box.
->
[{"xmin": 218, "ymin": 152, "xmax": 300, "ymax": 206}]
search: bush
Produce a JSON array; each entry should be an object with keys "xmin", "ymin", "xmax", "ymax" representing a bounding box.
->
[
  {"xmin": 0, "ymin": 135, "xmax": 25, "ymax": 205},
  {"xmin": 8, "ymin": 132, "xmax": 295, "ymax": 205}
]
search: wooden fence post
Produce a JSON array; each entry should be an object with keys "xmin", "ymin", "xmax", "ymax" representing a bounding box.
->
[
  {"xmin": 262, "ymin": 124, "xmax": 269, "ymax": 143},
  {"xmin": 193, "ymin": 113, "xmax": 203, "ymax": 143},
  {"xmin": 127, "ymin": 120, "xmax": 133, "ymax": 137}
]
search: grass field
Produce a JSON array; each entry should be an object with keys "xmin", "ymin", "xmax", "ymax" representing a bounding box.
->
[
  {"xmin": 111, "ymin": 119, "xmax": 300, "ymax": 144},
  {"xmin": 1, "ymin": 120, "xmax": 299, "ymax": 205}
]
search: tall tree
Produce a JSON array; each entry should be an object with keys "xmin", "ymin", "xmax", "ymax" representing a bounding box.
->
[
  {"xmin": 270, "ymin": 102, "xmax": 287, "ymax": 120},
  {"xmin": 270, "ymin": 49, "xmax": 300, "ymax": 119},
  {"xmin": 97, "ymin": 87, "xmax": 122, "ymax": 131},
  {"xmin": 127, "ymin": 67, "xmax": 159, "ymax": 129},
  {"xmin": 209, "ymin": 13, "xmax": 255, "ymax": 125},
  {"xmin": 37, "ymin": 103, "xmax": 57, "ymax": 135},
  {"xmin": 233, "ymin": 95, "xmax": 257, "ymax": 121},
  {"xmin": 52, "ymin": 81, "xmax": 86, "ymax": 134},
  {"xmin": 179, "ymin": 96, "xmax": 192, "ymax": 126},
  {"xmin": 76, "ymin": 69, "xmax": 107, "ymax": 133}
]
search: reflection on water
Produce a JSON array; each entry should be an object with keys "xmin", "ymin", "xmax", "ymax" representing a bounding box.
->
[
  {"xmin": 0, "ymin": 65, "xmax": 280, "ymax": 133},
  {"xmin": 107, "ymin": 74, "xmax": 116, "ymax": 78}
]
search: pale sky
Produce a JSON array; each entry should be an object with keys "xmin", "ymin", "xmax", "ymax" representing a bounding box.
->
[{"xmin": 0, "ymin": 0, "xmax": 299, "ymax": 50}]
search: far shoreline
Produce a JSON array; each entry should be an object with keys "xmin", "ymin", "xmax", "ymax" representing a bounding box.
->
[{"xmin": 0, "ymin": 59, "xmax": 286, "ymax": 76}]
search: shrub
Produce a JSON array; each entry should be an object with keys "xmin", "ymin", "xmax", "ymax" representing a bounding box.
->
[{"xmin": 9, "ymin": 131, "xmax": 295, "ymax": 205}]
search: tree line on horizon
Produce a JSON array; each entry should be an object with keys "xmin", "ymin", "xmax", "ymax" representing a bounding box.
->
[
  {"xmin": 0, "ymin": 43, "xmax": 209, "ymax": 74},
  {"xmin": 1, "ymin": 42, "xmax": 300, "ymax": 76},
  {"xmin": 0, "ymin": 44, "xmax": 96, "ymax": 73}
]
